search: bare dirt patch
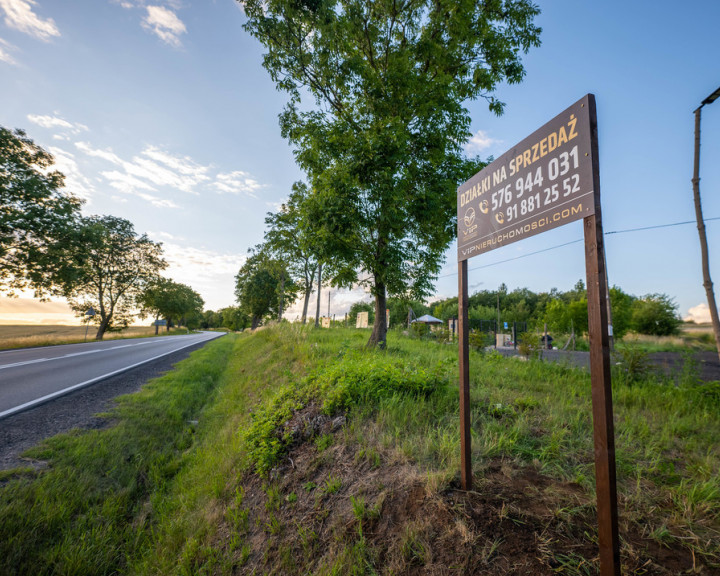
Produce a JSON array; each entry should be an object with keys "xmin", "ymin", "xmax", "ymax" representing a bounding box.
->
[{"xmin": 213, "ymin": 418, "xmax": 717, "ymax": 575}]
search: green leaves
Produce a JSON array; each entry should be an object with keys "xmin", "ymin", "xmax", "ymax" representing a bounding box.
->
[
  {"xmin": 0, "ymin": 126, "xmax": 83, "ymax": 296},
  {"xmin": 63, "ymin": 215, "xmax": 167, "ymax": 338},
  {"xmin": 242, "ymin": 0, "xmax": 541, "ymax": 344},
  {"xmin": 234, "ymin": 244, "xmax": 300, "ymax": 328}
]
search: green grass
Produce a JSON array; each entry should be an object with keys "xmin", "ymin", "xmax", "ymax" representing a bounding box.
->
[
  {"xmin": 1, "ymin": 324, "xmax": 718, "ymax": 573},
  {"xmin": 0, "ymin": 333, "xmax": 241, "ymax": 574}
]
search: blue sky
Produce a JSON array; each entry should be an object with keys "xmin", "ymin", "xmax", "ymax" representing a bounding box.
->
[{"xmin": 1, "ymin": 0, "xmax": 719, "ymax": 324}]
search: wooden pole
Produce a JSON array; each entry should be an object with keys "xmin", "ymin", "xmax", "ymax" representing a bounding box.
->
[
  {"xmin": 692, "ymin": 105, "xmax": 720, "ymax": 362},
  {"xmin": 584, "ymin": 94, "xmax": 621, "ymax": 576},
  {"xmin": 458, "ymin": 259, "xmax": 471, "ymax": 490}
]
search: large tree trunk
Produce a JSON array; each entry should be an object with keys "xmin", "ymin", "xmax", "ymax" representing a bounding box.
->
[
  {"xmin": 95, "ymin": 316, "xmax": 110, "ymax": 340},
  {"xmin": 368, "ymin": 281, "xmax": 387, "ymax": 349},
  {"xmin": 251, "ymin": 315, "xmax": 262, "ymax": 330},
  {"xmin": 154, "ymin": 315, "xmax": 159, "ymax": 335}
]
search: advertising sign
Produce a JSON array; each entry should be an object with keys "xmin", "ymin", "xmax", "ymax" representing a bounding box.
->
[{"xmin": 458, "ymin": 95, "xmax": 595, "ymax": 261}]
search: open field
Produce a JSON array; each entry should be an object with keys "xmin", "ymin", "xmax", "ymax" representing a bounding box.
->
[
  {"xmin": 1, "ymin": 326, "xmax": 718, "ymax": 574},
  {"xmin": 0, "ymin": 325, "xmax": 179, "ymax": 350}
]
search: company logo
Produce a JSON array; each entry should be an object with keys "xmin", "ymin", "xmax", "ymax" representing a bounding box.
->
[{"xmin": 464, "ymin": 207, "xmax": 476, "ymax": 228}]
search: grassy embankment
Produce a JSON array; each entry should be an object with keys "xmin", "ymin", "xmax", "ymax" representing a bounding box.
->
[
  {"xmin": 0, "ymin": 325, "xmax": 718, "ymax": 574},
  {"xmin": 0, "ymin": 324, "xmax": 193, "ymax": 351}
]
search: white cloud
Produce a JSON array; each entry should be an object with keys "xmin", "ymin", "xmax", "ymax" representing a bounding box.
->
[
  {"xmin": 101, "ymin": 170, "xmax": 181, "ymax": 208},
  {"xmin": 0, "ymin": 0, "xmax": 59, "ymax": 41},
  {"xmin": 28, "ymin": 114, "xmax": 89, "ymax": 135},
  {"xmin": 465, "ymin": 129, "xmax": 500, "ymax": 155},
  {"xmin": 102, "ymin": 169, "xmax": 157, "ymax": 193},
  {"xmin": 0, "ymin": 36, "xmax": 18, "ymax": 65},
  {"xmin": 48, "ymin": 146, "xmax": 95, "ymax": 202},
  {"xmin": 75, "ymin": 141, "xmax": 124, "ymax": 165},
  {"xmin": 684, "ymin": 302, "xmax": 712, "ymax": 324},
  {"xmin": 141, "ymin": 5, "xmax": 186, "ymax": 47},
  {"xmin": 159, "ymin": 242, "xmax": 247, "ymax": 309},
  {"xmin": 214, "ymin": 171, "xmax": 263, "ymax": 197},
  {"xmin": 76, "ymin": 139, "xmax": 264, "ymax": 207}
]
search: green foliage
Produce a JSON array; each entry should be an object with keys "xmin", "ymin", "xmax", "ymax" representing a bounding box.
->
[
  {"xmin": 63, "ymin": 215, "xmax": 167, "ymax": 340},
  {"xmin": 0, "ymin": 126, "xmax": 83, "ymax": 297},
  {"xmin": 139, "ymin": 278, "xmax": 204, "ymax": 331},
  {"xmin": 0, "ymin": 335, "xmax": 236, "ymax": 575},
  {"xmin": 235, "ymin": 244, "xmax": 299, "ymax": 329},
  {"xmin": 468, "ymin": 329, "xmax": 492, "ymax": 350},
  {"xmin": 517, "ymin": 331, "xmax": 540, "ymax": 359},
  {"xmin": 242, "ymin": 350, "xmax": 449, "ymax": 476},
  {"xmin": 348, "ymin": 301, "xmax": 374, "ymax": 327},
  {"xmin": 264, "ymin": 182, "xmax": 320, "ymax": 324},
  {"xmin": 630, "ymin": 293, "xmax": 681, "ymax": 336},
  {"xmin": 609, "ymin": 286, "xmax": 634, "ymax": 339},
  {"xmin": 386, "ymin": 297, "xmax": 430, "ymax": 329},
  {"xmin": 242, "ymin": 0, "xmax": 541, "ymax": 346},
  {"xmin": 614, "ymin": 341, "xmax": 651, "ymax": 384}
]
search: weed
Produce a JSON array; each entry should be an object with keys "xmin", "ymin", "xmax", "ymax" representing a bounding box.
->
[
  {"xmin": 400, "ymin": 526, "xmax": 427, "ymax": 566},
  {"xmin": 316, "ymin": 433, "xmax": 334, "ymax": 451},
  {"xmin": 324, "ymin": 475, "xmax": 342, "ymax": 495}
]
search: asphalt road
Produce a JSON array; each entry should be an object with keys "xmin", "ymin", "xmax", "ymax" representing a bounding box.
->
[{"xmin": 0, "ymin": 331, "xmax": 224, "ymax": 419}]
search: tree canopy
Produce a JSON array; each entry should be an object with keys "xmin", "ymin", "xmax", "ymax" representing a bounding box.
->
[
  {"xmin": 241, "ymin": 0, "xmax": 542, "ymax": 347},
  {"xmin": 235, "ymin": 245, "xmax": 300, "ymax": 329},
  {"xmin": 0, "ymin": 126, "xmax": 83, "ymax": 296},
  {"xmin": 139, "ymin": 278, "xmax": 205, "ymax": 334},
  {"xmin": 62, "ymin": 215, "xmax": 167, "ymax": 340},
  {"xmin": 264, "ymin": 182, "xmax": 320, "ymax": 324}
]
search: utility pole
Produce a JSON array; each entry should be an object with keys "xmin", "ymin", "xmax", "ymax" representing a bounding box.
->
[
  {"xmin": 692, "ymin": 86, "xmax": 720, "ymax": 362},
  {"xmin": 315, "ymin": 263, "xmax": 322, "ymax": 328}
]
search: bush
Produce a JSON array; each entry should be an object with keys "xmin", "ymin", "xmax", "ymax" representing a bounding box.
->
[
  {"xmin": 630, "ymin": 294, "xmax": 680, "ymax": 336},
  {"xmin": 243, "ymin": 352, "xmax": 449, "ymax": 476},
  {"xmin": 517, "ymin": 331, "xmax": 540, "ymax": 359}
]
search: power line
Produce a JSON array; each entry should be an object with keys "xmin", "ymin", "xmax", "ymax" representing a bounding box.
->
[
  {"xmin": 605, "ymin": 216, "xmax": 720, "ymax": 235},
  {"xmin": 437, "ymin": 215, "xmax": 720, "ymax": 279}
]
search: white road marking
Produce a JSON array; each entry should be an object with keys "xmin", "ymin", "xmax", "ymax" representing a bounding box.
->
[
  {"xmin": 0, "ymin": 337, "xmax": 200, "ymax": 370},
  {"xmin": 0, "ymin": 333, "xmax": 223, "ymax": 420}
]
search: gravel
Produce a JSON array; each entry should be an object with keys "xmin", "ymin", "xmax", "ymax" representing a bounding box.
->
[{"xmin": 0, "ymin": 342, "xmax": 207, "ymax": 471}]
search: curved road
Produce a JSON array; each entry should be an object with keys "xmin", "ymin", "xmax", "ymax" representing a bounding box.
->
[{"xmin": 0, "ymin": 331, "xmax": 224, "ymax": 419}]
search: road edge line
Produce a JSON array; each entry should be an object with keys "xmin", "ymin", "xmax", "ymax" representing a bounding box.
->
[{"xmin": 0, "ymin": 333, "xmax": 224, "ymax": 421}]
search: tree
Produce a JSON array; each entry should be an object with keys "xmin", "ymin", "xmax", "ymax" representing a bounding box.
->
[
  {"xmin": 264, "ymin": 182, "xmax": 320, "ymax": 324},
  {"xmin": 218, "ymin": 306, "xmax": 250, "ymax": 332},
  {"xmin": 235, "ymin": 245, "xmax": 299, "ymax": 329},
  {"xmin": 608, "ymin": 286, "xmax": 634, "ymax": 339},
  {"xmin": 242, "ymin": 0, "xmax": 541, "ymax": 347},
  {"xmin": 139, "ymin": 278, "xmax": 204, "ymax": 334},
  {"xmin": 348, "ymin": 301, "xmax": 374, "ymax": 327},
  {"xmin": 0, "ymin": 126, "xmax": 83, "ymax": 296},
  {"xmin": 630, "ymin": 294, "xmax": 680, "ymax": 336},
  {"xmin": 63, "ymin": 215, "xmax": 166, "ymax": 340}
]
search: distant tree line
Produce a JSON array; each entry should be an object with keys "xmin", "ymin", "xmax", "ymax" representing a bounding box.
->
[
  {"xmin": 429, "ymin": 280, "xmax": 681, "ymax": 338},
  {"xmin": 1, "ymin": 126, "xmax": 204, "ymax": 339}
]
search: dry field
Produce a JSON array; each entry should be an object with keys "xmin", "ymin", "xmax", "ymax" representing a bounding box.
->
[{"xmin": 0, "ymin": 324, "xmax": 161, "ymax": 350}]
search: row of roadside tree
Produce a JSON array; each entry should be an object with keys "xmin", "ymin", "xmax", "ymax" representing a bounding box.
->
[{"xmin": 1, "ymin": 126, "xmax": 204, "ymax": 339}]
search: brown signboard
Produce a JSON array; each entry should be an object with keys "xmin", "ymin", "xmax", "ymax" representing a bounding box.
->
[{"xmin": 458, "ymin": 94, "xmax": 595, "ymax": 261}]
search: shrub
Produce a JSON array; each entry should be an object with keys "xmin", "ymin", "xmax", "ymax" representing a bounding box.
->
[{"xmin": 242, "ymin": 352, "xmax": 449, "ymax": 476}]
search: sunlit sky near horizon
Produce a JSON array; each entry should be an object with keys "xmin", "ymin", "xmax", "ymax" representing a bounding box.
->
[{"xmin": 1, "ymin": 0, "xmax": 720, "ymax": 325}]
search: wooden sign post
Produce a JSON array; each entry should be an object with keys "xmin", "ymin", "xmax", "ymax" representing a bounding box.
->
[{"xmin": 457, "ymin": 94, "xmax": 620, "ymax": 575}]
